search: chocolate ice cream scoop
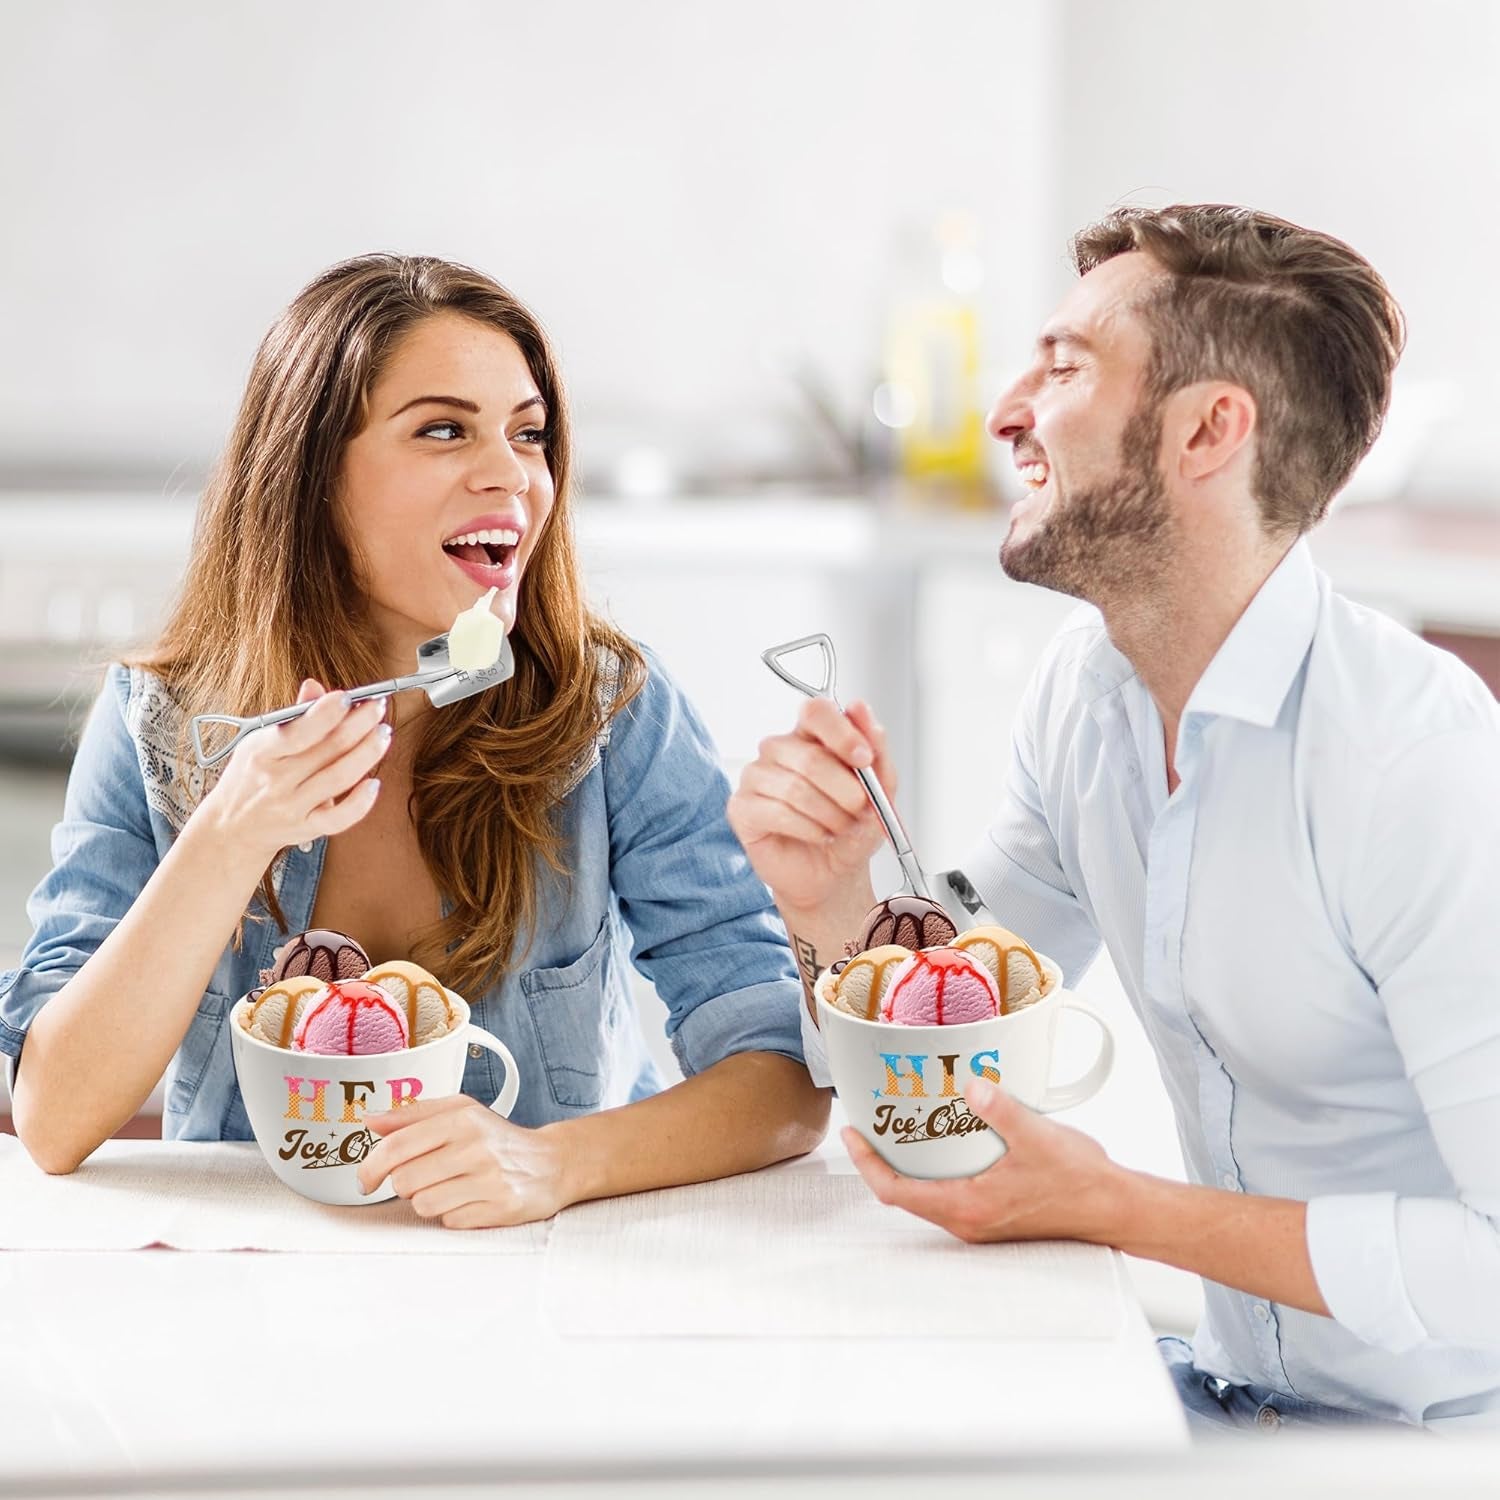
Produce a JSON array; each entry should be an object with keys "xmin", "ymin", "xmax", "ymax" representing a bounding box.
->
[
  {"xmin": 262, "ymin": 929, "xmax": 370, "ymax": 986},
  {"xmin": 858, "ymin": 895, "xmax": 958, "ymax": 952}
]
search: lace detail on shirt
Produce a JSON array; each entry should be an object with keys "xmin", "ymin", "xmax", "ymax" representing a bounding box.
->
[
  {"xmin": 557, "ymin": 646, "xmax": 625, "ymax": 799},
  {"xmin": 124, "ymin": 668, "xmax": 292, "ymax": 896},
  {"xmin": 124, "ymin": 668, "xmax": 215, "ymax": 836}
]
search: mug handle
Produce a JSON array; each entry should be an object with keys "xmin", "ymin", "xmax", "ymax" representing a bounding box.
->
[
  {"xmin": 1036, "ymin": 997, "xmax": 1115, "ymax": 1113},
  {"xmin": 463, "ymin": 1023, "xmax": 521, "ymax": 1118}
]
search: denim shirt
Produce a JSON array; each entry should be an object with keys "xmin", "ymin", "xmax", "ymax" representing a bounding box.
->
[{"xmin": 1, "ymin": 647, "xmax": 806, "ymax": 1140}]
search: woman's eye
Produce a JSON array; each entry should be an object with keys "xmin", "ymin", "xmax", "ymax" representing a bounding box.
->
[
  {"xmin": 514, "ymin": 427, "xmax": 550, "ymax": 447},
  {"xmin": 417, "ymin": 420, "xmax": 464, "ymax": 441}
]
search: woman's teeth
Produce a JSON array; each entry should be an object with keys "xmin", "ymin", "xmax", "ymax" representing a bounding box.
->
[
  {"xmin": 443, "ymin": 527, "xmax": 520, "ymax": 569},
  {"xmin": 445, "ymin": 528, "xmax": 520, "ymax": 550},
  {"xmin": 1018, "ymin": 462, "xmax": 1049, "ymax": 490}
]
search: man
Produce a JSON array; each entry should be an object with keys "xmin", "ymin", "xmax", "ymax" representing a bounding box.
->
[{"xmin": 729, "ymin": 205, "xmax": 1500, "ymax": 1433}]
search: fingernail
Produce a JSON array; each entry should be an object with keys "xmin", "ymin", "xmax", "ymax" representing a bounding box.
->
[
  {"xmin": 368, "ymin": 777, "xmax": 382, "ymax": 795},
  {"xmin": 967, "ymin": 1078, "xmax": 998, "ymax": 1107},
  {"xmin": 378, "ymin": 724, "xmax": 393, "ymax": 745},
  {"xmin": 851, "ymin": 745, "xmax": 873, "ymax": 767}
]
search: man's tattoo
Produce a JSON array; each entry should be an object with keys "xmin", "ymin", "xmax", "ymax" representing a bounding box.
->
[{"xmin": 792, "ymin": 933, "xmax": 820, "ymax": 1019}]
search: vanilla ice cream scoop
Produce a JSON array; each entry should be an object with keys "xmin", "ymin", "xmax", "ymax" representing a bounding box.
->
[
  {"xmin": 952, "ymin": 925, "xmax": 1053, "ymax": 1014},
  {"xmin": 445, "ymin": 587, "xmax": 505, "ymax": 672}
]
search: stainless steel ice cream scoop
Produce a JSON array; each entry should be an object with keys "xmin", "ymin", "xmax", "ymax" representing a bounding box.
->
[
  {"xmin": 190, "ymin": 627, "xmax": 515, "ymax": 769},
  {"xmin": 761, "ymin": 631, "xmax": 937, "ymax": 903},
  {"xmin": 761, "ymin": 631, "xmax": 996, "ymax": 931}
]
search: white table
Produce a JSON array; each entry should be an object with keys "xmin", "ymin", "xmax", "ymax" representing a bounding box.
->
[{"xmin": 0, "ymin": 1116, "xmax": 1187, "ymax": 1491}]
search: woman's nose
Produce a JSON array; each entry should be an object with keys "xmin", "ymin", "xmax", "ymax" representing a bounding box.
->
[{"xmin": 468, "ymin": 437, "xmax": 529, "ymax": 495}]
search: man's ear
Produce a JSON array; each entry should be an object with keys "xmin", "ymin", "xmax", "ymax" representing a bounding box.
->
[{"xmin": 1177, "ymin": 382, "xmax": 1256, "ymax": 482}]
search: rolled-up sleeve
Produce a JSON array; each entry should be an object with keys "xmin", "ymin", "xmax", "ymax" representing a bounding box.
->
[
  {"xmin": 1308, "ymin": 726, "xmax": 1500, "ymax": 1351},
  {"xmin": 0, "ymin": 668, "xmax": 158, "ymax": 1087},
  {"xmin": 603, "ymin": 648, "xmax": 805, "ymax": 1077}
]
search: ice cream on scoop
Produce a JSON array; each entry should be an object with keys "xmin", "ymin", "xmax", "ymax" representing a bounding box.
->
[
  {"xmin": 264, "ymin": 929, "xmax": 370, "ymax": 986},
  {"xmin": 880, "ymin": 947, "xmax": 1001, "ymax": 1026},
  {"xmin": 241, "ymin": 975, "xmax": 326, "ymax": 1048},
  {"xmin": 856, "ymin": 894, "xmax": 958, "ymax": 953},
  {"xmin": 363, "ymin": 960, "xmax": 458, "ymax": 1046},
  {"xmin": 825, "ymin": 944, "xmax": 910, "ymax": 1021},
  {"xmin": 445, "ymin": 587, "xmax": 505, "ymax": 672},
  {"xmin": 291, "ymin": 980, "xmax": 411, "ymax": 1056},
  {"xmin": 951, "ymin": 925, "xmax": 1051, "ymax": 1014}
]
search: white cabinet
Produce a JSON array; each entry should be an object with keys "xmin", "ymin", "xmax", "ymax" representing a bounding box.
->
[{"xmin": 913, "ymin": 561, "xmax": 1079, "ymax": 870}]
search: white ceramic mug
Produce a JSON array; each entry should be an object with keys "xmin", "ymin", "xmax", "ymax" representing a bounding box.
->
[
  {"xmin": 818, "ymin": 955, "xmax": 1114, "ymax": 1180},
  {"xmin": 229, "ymin": 989, "xmax": 521, "ymax": 1206}
]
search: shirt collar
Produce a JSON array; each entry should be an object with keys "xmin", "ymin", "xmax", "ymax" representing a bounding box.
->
[
  {"xmin": 1076, "ymin": 538, "xmax": 1321, "ymax": 727},
  {"xmin": 1181, "ymin": 538, "xmax": 1320, "ymax": 729}
]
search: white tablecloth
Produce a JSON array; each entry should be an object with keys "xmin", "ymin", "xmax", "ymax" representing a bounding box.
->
[{"xmin": 0, "ymin": 1113, "xmax": 1187, "ymax": 1486}]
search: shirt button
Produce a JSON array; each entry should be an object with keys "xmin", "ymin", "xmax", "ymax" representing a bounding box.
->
[
  {"xmin": 1221, "ymin": 1172, "xmax": 1240, "ymax": 1191},
  {"xmin": 298, "ymin": 840, "xmax": 313, "ymax": 854},
  {"xmin": 1255, "ymin": 1404, "xmax": 1281, "ymax": 1431},
  {"xmin": 1254, "ymin": 1303, "xmax": 1271, "ymax": 1323},
  {"xmin": 468, "ymin": 1043, "xmax": 484, "ymax": 1059}
]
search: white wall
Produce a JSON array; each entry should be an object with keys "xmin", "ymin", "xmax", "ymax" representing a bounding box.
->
[
  {"xmin": 0, "ymin": 0, "xmax": 1060, "ymax": 485},
  {"xmin": 1058, "ymin": 0, "xmax": 1500, "ymax": 507}
]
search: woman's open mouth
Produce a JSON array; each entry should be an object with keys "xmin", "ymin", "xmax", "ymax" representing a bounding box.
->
[{"xmin": 442, "ymin": 526, "xmax": 522, "ymax": 589}]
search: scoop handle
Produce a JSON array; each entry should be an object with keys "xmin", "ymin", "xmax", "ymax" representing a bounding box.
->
[
  {"xmin": 190, "ymin": 669, "xmax": 451, "ymax": 768},
  {"xmin": 761, "ymin": 632, "xmax": 932, "ymax": 901}
]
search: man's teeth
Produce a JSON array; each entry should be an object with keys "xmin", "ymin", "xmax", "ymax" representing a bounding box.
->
[
  {"xmin": 444, "ymin": 528, "xmax": 520, "ymax": 549},
  {"xmin": 1018, "ymin": 462, "xmax": 1049, "ymax": 490}
]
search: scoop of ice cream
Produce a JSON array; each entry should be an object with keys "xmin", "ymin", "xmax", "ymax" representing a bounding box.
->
[
  {"xmin": 291, "ymin": 980, "xmax": 411, "ymax": 1056},
  {"xmin": 880, "ymin": 947, "xmax": 1000, "ymax": 1026},
  {"xmin": 242, "ymin": 975, "xmax": 327, "ymax": 1048},
  {"xmin": 825, "ymin": 944, "xmax": 911, "ymax": 1020},
  {"xmin": 264, "ymin": 929, "xmax": 370, "ymax": 986},
  {"xmin": 857, "ymin": 895, "xmax": 958, "ymax": 953},
  {"xmin": 363, "ymin": 960, "xmax": 458, "ymax": 1046},
  {"xmin": 952, "ymin": 925, "xmax": 1051, "ymax": 1014},
  {"xmin": 446, "ymin": 587, "xmax": 505, "ymax": 671}
]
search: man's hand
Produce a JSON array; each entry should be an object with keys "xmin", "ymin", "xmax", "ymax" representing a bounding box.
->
[
  {"xmin": 358, "ymin": 1095, "xmax": 571, "ymax": 1229},
  {"xmin": 843, "ymin": 1078, "xmax": 1123, "ymax": 1244},
  {"xmin": 727, "ymin": 697, "xmax": 892, "ymax": 914},
  {"xmin": 845, "ymin": 1077, "xmax": 1332, "ymax": 1317}
]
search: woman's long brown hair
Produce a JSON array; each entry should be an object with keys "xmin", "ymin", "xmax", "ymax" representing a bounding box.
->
[{"xmin": 128, "ymin": 254, "xmax": 645, "ymax": 995}]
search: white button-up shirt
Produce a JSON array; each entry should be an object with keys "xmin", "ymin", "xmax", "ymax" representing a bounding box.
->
[{"xmin": 803, "ymin": 540, "xmax": 1500, "ymax": 1429}]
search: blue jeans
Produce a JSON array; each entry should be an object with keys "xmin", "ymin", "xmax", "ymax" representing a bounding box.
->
[{"xmin": 1158, "ymin": 1336, "xmax": 1408, "ymax": 1437}]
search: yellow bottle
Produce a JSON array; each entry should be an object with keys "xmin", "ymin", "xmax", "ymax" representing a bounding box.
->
[{"xmin": 883, "ymin": 214, "xmax": 986, "ymax": 492}]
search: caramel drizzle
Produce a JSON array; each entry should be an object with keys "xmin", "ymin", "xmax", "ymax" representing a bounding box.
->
[
  {"xmin": 958, "ymin": 937, "xmax": 1044, "ymax": 1014},
  {"xmin": 839, "ymin": 953, "xmax": 907, "ymax": 1020}
]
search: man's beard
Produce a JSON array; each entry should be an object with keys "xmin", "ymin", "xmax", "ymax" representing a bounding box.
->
[{"xmin": 1000, "ymin": 401, "xmax": 1174, "ymax": 602}]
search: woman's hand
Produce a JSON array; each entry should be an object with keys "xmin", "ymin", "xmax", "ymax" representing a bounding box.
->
[
  {"xmin": 358, "ymin": 1095, "xmax": 571, "ymax": 1228},
  {"xmin": 727, "ymin": 697, "xmax": 894, "ymax": 914},
  {"xmin": 199, "ymin": 679, "xmax": 391, "ymax": 865}
]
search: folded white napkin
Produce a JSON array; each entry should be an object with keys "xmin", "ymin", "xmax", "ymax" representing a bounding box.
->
[
  {"xmin": 543, "ymin": 1169, "xmax": 1127, "ymax": 1338},
  {"xmin": 0, "ymin": 1136, "xmax": 546, "ymax": 1254}
]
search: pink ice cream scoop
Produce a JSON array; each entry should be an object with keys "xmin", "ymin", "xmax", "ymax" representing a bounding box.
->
[
  {"xmin": 291, "ymin": 980, "xmax": 411, "ymax": 1055},
  {"xmin": 880, "ymin": 948, "xmax": 1001, "ymax": 1026}
]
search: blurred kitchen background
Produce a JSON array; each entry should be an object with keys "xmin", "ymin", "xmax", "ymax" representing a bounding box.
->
[{"xmin": 3, "ymin": 0, "xmax": 1499, "ymax": 1327}]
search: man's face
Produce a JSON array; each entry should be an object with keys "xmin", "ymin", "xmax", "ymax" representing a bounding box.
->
[{"xmin": 988, "ymin": 252, "xmax": 1174, "ymax": 600}]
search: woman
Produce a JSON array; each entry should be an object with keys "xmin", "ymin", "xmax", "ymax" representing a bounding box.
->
[{"xmin": 2, "ymin": 254, "xmax": 828, "ymax": 1224}]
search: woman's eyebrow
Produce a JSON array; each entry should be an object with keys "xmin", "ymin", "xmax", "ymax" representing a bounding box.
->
[
  {"xmin": 387, "ymin": 394, "xmax": 547, "ymax": 419},
  {"xmin": 389, "ymin": 394, "xmax": 481, "ymax": 418}
]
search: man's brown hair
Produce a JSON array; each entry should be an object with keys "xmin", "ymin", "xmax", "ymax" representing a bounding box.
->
[{"xmin": 1071, "ymin": 205, "xmax": 1405, "ymax": 535}]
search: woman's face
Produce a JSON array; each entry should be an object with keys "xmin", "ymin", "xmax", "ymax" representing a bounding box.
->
[{"xmin": 337, "ymin": 311, "xmax": 555, "ymax": 667}]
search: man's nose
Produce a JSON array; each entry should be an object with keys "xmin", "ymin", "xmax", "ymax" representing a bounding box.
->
[{"xmin": 986, "ymin": 377, "xmax": 1033, "ymax": 445}]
